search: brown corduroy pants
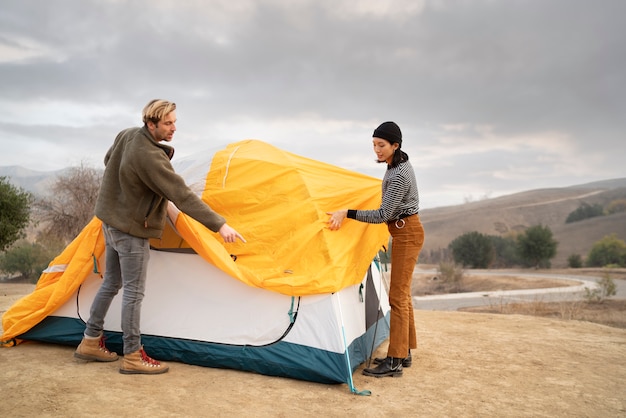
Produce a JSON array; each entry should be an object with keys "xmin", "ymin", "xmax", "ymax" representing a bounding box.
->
[{"xmin": 387, "ymin": 214, "xmax": 425, "ymax": 359}]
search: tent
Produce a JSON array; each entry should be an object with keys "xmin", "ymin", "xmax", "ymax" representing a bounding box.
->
[{"xmin": 1, "ymin": 139, "xmax": 391, "ymax": 386}]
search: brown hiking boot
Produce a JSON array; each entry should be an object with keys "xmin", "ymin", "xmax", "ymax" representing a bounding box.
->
[
  {"xmin": 119, "ymin": 347, "xmax": 169, "ymax": 375},
  {"xmin": 74, "ymin": 334, "xmax": 119, "ymax": 362}
]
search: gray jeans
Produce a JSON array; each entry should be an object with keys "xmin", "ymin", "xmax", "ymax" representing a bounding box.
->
[{"xmin": 85, "ymin": 223, "xmax": 150, "ymax": 354}]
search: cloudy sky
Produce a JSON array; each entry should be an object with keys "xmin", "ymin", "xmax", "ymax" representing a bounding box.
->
[{"xmin": 1, "ymin": 0, "xmax": 624, "ymax": 208}]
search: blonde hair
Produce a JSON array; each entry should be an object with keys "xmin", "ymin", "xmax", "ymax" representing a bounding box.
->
[{"xmin": 142, "ymin": 99, "xmax": 176, "ymax": 125}]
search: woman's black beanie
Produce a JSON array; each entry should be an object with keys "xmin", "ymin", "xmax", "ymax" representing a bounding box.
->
[{"xmin": 373, "ymin": 121, "xmax": 402, "ymax": 145}]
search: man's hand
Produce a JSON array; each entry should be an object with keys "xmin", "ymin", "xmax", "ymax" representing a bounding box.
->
[{"xmin": 219, "ymin": 223, "xmax": 246, "ymax": 243}]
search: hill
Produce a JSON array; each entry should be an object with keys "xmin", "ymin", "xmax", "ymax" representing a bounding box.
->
[{"xmin": 420, "ymin": 178, "xmax": 626, "ymax": 268}]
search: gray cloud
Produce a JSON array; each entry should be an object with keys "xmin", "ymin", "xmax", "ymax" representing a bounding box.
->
[{"xmin": 1, "ymin": 0, "xmax": 625, "ymax": 208}]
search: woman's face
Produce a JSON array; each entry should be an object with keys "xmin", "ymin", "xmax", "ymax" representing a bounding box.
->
[{"xmin": 372, "ymin": 137, "xmax": 399, "ymax": 164}]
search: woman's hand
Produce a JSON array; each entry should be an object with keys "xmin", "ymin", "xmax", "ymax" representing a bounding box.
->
[{"xmin": 326, "ymin": 210, "xmax": 348, "ymax": 231}]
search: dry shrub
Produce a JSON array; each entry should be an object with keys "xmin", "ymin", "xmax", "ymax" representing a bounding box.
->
[
  {"xmin": 557, "ymin": 300, "xmax": 584, "ymax": 320},
  {"xmin": 434, "ymin": 261, "xmax": 465, "ymax": 293},
  {"xmin": 466, "ymin": 297, "xmax": 626, "ymax": 329},
  {"xmin": 485, "ymin": 297, "xmax": 554, "ymax": 316}
]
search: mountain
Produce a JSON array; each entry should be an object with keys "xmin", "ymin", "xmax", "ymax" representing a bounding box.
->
[
  {"xmin": 0, "ymin": 166, "xmax": 67, "ymax": 196},
  {"xmin": 420, "ymin": 178, "xmax": 626, "ymax": 268},
  {"xmin": 3, "ymin": 166, "xmax": 625, "ymax": 268}
]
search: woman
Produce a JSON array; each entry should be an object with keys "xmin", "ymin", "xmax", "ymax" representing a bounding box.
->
[{"xmin": 327, "ymin": 121, "xmax": 425, "ymax": 378}]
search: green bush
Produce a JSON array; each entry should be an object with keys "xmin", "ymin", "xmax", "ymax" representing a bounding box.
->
[
  {"xmin": 586, "ymin": 234, "xmax": 626, "ymax": 267},
  {"xmin": 0, "ymin": 176, "xmax": 32, "ymax": 251},
  {"xmin": 490, "ymin": 235, "xmax": 522, "ymax": 267},
  {"xmin": 565, "ymin": 202, "xmax": 604, "ymax": 223},
  {"xmin": 606, "ymin": 199, "xmax": 626, "ymax": 215},
  {"xmin": 449, "ymin": 231, "xmax": 495, "ymax": 268},
  {"xmin": 0, "ymin": 240, "xmax": 56, "ymax": 282},
  {"xmin": 517, "ymin": 224, "xmax": 558, "ymax": 268},
  {"xmin": 567, "ymin": 254, "xmax": 583, "ymax": 268},
  {"xmin": 583, "ymin": 274, "xmax": 617, "ymax": 303}
]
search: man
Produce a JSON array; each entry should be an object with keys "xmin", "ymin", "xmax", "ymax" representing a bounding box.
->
[{"xmin": 74, "ymin": 99, "xmax": 245, "ymax": 374}]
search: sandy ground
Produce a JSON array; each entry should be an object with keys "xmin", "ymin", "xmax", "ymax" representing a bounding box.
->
[{"xmin": 1, "ymin": 282, "xmax": 626, "ymax": 417}]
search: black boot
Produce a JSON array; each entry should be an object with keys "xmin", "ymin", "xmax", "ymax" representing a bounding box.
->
[
  {"xmin": 362, "ymin": 357, "xmax": 403, "ymax": 378},
  {"xmin": 373, "ymin": 350, "xmax": 412, "ymax": 368}
]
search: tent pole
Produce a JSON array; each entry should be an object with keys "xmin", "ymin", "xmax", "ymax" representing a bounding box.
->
[
  {"xmin": 367, "ymin": 255, "xmax": 390, "ymax": 368},
  {"xmin": 335, "ymin": 292, "xmax": 371, "ymax": 396}
]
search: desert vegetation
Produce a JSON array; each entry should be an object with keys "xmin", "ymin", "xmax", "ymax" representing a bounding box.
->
[
  {"xmin": 412, "ymin": 263, "xmax": 626, "ymax": 329},
  {"xmin": 0, "ymin": 166, "xmax": 100, "ymax": 281}
]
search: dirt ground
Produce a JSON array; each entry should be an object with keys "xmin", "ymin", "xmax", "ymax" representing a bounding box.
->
[{"xmin": 1, "ymin": 274, "xmax": 626, "ymax": 417}]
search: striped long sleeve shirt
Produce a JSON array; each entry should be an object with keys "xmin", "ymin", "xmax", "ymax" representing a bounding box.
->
[{"xmin": 349, "ymin": 161, "xmax": 420, "ymax": 224}]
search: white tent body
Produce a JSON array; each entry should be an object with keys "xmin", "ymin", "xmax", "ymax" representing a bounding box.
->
[{"xmin": 21, "ymin": 250, "xmax": 391, "ymax": 384}]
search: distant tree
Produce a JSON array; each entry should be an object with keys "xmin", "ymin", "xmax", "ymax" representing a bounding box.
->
[
  {"xmin": 0, "ymin": 176, "xmax": 33, "ymax": 252},
  {"xmin": 489, "ymin": 235, "xmax": 522, "ymax": 268},
  {"xmin": 585, "ymin": 234, "xmax": 626, "ymax": 267},
  {"xmin": 449, "ymin": 231, "xmax": 495, "ymax": 268},
  {"xmin": 33, "ymin": 164, "xmax": 102, "ymax": 244},
  {"xmin": 565, "ymin": 202, "xmax": 604, "ymax": 223},
  {"xmin": 517, "ymin": 224, "xmax": 558, "ymax": 268},
  {"xmin": 606, "ymin": 199, "xmax": 626, "ymax": 215}
]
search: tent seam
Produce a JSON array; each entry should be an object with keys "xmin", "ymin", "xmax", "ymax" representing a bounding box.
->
[{"xmin": 222, "ymin": 145, "xmax": 241, "ymax": 188}]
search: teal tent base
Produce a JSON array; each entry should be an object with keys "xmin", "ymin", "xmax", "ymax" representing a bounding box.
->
[{"xmin": 19, "ymin": 312, "xmax": 390, "ymax": 385}]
